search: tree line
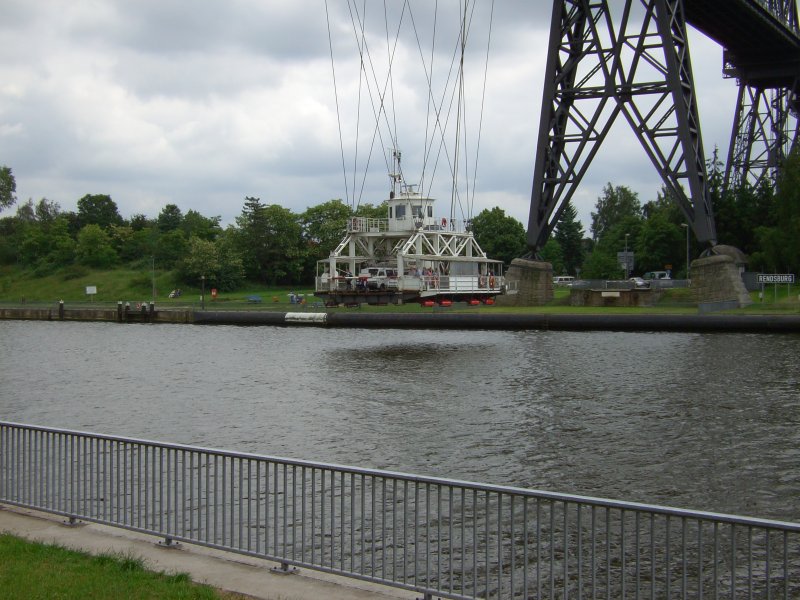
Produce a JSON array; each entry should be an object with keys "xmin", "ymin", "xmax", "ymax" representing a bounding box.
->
[
  {"xmin": 1, "ymin": 150, "xmax": 797, "ymax": 291},
  {"xmin": 479, "ymin": 150, "xmax": 800, "ymax": 279}
]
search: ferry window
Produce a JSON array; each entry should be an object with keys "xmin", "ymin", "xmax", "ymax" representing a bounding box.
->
[
  {"xmin": 412, "ymin": 205, "xmax": 423, "ymax": 218},
  {"xmin": 388, "ymin": 206, "xmax": 393, "ymax": 218},
  {"xmin": 396, "ymin": 205, "xmax": 406, "ymax": 219},
  {"xmin": 427, "ymin": 206, "xmax": 433, "ymax": 217}
]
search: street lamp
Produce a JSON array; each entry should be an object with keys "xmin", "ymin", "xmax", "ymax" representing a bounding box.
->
[
  {"xmin": 624, "ymin": 233, "xmax": 630, "ymax": 278},
  {"xmin": 201, "ymin": 275, "xmax": 206, "ymax": 310},
  {"xmin": 680, "ymin": 223, "xmax": 690, "ymax": 280}
]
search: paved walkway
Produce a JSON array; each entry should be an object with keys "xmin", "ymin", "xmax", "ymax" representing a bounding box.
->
[{"xmin": 0, "ymin": 504, "xmax": 418, "ymax": 600}]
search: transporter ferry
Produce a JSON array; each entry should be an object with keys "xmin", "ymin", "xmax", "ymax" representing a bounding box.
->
[{"xmin": 314, "ymin": 152, "xmax": 504, "ymax": 307}]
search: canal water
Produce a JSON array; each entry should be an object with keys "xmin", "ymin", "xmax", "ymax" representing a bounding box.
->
[{"xmin": 0, "ymin": 320, "xmax": 798, "ymax": 522}]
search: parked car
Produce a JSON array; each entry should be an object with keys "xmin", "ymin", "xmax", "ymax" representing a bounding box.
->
[
  {"xmin": 629, "ymin": 277, "xmax": 649, "ymax": 288},
  {"xmin": 553, "ymin": 276, "xmax": 575, "ymax": 286},
  {"xmin": 643, "ymin": 271, "xmax": 671, "ymax": 280}
]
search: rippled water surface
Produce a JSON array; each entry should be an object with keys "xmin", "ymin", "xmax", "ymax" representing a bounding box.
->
[{"xmin": 1, "ymin": 320, "xmax": 798, "ymax": 521}]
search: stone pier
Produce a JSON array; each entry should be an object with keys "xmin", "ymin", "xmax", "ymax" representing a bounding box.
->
[
  {"xmin": 691, "ymin": 245, "xmax": 752, "ymax": 311},
  {"xmin": 496, "ymin": 258, "xmax": 553, "ymax": 306}
]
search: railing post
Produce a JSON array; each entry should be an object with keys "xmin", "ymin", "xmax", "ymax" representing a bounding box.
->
[{"xmin": 270, "ymin": 561, "xmax": 298, "ymax": 575}]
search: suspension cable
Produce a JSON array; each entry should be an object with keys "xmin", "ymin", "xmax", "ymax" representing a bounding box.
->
[
  {"xmin": 329, "ymin": 1, "xmax": 493, "ymax": 217},
  {"xmin": 470, "ymin": 0, "xmax": 494, "ymax": 220},
  {"xmin": 325, "ymin": 0, "xmax": 351, "ymax": 206}
]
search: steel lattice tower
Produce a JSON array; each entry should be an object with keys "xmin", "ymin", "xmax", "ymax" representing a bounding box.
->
[
  {"xmin": 529, "ymin": 0, "xmax": 800, "ymax": 253},
  {"xmin": 722, "ymin": 1, "xmax": 800, "ymax": 191}
]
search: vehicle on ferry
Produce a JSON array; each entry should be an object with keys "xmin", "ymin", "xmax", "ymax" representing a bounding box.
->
[{"xmin": 314, "ymin": 153, "xmax": 504, "ymax": 307}]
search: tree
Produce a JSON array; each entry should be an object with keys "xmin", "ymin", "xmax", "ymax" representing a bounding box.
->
[
  {"xmin": 539, "ymin": 238, "xmax": 564, "ymax": 274},
  {"xmin": 581, "ymin": 249, "xmax": 624, "ymax": 279},
  {"xmin": 354, "ymin": 202, "xmax": 387, "ymax": 219},
  {"xmin": 77, "ymin": 194, "xmax": 122, "ymax": 229},
  {"xmin": 15, "ymin": 199, "xmax": 35, "ymax": 223},
  {"xmin": 14, "ymin": 200, "xmax": 75, "ymax": 272},
  {"xmin": 635, "ymin": 213, "xmax": 685, "ymax": 275},
  {"xmin": 178, "ymin": 235, "xmax": 244, "ymax": 291},
  {"xmin": 0, "ymin": 166, "xmax": 16, "ymax": 211},
  {"xmin": 154, "ymin": 229, "xmax": 187, "ymax": 268},
  {"xmin": 233, "ymin": 197, "xmax": 305, "ymax": 284},
  {"xmin": 751, "ymin": 148, "xmax": 800, "ymax": 273},
  {"xmin": 470, "ymin": 207, "xmax": 528, "ymax": 266},
  {"xmin": 75, "ymin": 224, "xmax": 118, "ymax": 268},
  {"xmin": 0, "ymin": 216, "xmax": 19, "ymax": 264},
  {"xmin": 553, "ymin": 201, "xmax": 585, "ymax": 275},
  {"xmin": 585, "ymin": 216, "xmax": 643, "ymax": 278},
  {"xmin": 301, "ymin": 199, "xmax": 351, "ymax": 247},
  {"xmin": 182, "ymin": 209, "xmax": 221, "ymax": 241},
  {"xmin": 234, "ymin": 197, "xmax": 270, "ymax": 281},
  {"xmin": 128, "ymin": 214, "xmax": 154, "ymax": 231},
  {"xmin": 157, "ymin": 204, "xmax": 183, "ymax": 232},
  {"xmin": 590, "ymin": 183, "xmax": 642, "ymax": 242},
  {"xmin": 34, "ymin": 198, "xmax": 61, "ymax": 224},
  {"xmin": 41, "ymin": 218, "xmax": 76, "ymax": 268}
]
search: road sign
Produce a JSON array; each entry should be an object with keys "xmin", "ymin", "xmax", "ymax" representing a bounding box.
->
[
  {"xmin": 617, "ymin": 251, "xmax": 634, "ymax": 272},
  {"xmin": 757, "ymin": 274, "xmax": 795, "ymax": 284}
]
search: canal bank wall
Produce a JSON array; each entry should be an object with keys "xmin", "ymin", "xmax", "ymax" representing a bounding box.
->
[
  {"xmin": 0, "ymin": 304, "xmax": 193, "ymax": 324},
  {"xmin": 3, "ymin": 305, "xmax": 800, "ymax": 332}
]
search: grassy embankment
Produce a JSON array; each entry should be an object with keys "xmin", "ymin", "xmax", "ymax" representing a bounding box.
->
[
  {"xmin": 0, "ymin": 533, "xmax": 249, "ymax": 600},
  {"xmin": 0, "ymin": 264, "xmax": 797, "ymax": 314}
]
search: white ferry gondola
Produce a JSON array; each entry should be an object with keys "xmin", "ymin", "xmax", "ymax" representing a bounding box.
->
[{"xmin": 315, "ymin": 153, "xmax": 504, "ymax": 307}]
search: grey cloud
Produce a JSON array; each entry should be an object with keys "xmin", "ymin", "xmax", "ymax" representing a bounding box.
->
[{"xmin": 0, "ymin": 0, "xmax": 743, "ymax": 231}]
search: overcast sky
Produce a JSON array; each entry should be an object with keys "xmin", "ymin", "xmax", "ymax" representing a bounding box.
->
[{"xmin": 0, "ymin": 1, "xmax": 739, "ymax": 232}]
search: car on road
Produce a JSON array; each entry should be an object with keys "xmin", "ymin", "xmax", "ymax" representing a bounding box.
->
[
  {"xmin": 553, "ymin": 276, "xmax": 575, "ymax": 286},
  {"xmin": 629, "ymin": 277, "xmax": 649, "ymax": 288},
  {"xmin": 643, "ymin": 271, "xmax": 671, "ymax": 280}
]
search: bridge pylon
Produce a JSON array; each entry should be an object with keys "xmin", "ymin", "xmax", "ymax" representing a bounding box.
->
[
  {"xmin": 529, "ymin": 0, "xmax": 718, "ymax": 253},
  {"xmin": 725, "ymin": 86, "xmax": 799, "ymax": 191},
  {"xmin": 722, "ymin": 0, "xmax": 800, "ymax": 192}
]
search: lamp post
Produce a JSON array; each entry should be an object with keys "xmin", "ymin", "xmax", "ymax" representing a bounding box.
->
[
  {"xmin": 201, "ymin": 275, "xmax": 206, "ymax": 310},
  {"xmin": 151, "ymin": 256, "xmax": 156, "ymax": 304},
  {"xmin": 681, "ymin": 223, "xmax": 690, "ymax": 280},
  {"xmin": 624, "ymin": 233, "xmax": 630, "ymax": 278}
]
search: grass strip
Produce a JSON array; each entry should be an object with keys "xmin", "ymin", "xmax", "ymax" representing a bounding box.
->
[{"xmin": 0, "ymin": 533, "xmax": 247, "ymax": 599}]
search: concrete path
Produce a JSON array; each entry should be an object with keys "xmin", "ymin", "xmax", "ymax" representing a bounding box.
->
[{"xmin": 0, "ymin": 503, "xmax": 418, "ymax": 600}]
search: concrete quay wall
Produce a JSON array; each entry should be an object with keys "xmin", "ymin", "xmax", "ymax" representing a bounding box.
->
[
  {"xmin": 3, "ymin": 307, "xmax": 800, "ymax": 333},
  {"xmin": 0, "ymin": 306, "xmax": 193, "ymax": 324}
]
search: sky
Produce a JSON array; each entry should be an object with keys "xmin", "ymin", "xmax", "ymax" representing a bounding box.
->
[{"xmin": 0, "ymin": 1, "xmax": 740, "ymax": 233}]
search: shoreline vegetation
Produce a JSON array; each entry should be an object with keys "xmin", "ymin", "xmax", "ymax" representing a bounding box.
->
[{"xmin": 1, "ymin": 265, "xmax": 798, "ymax": 316}]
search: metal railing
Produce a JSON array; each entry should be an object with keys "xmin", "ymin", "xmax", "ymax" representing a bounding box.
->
[{"xmin": 2, "ymin": 421, "xmax": 799, "ymax": 599}]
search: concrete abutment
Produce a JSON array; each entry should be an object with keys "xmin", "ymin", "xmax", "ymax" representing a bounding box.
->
[{"xmin": 496, "ymin": 258, "xmax": 553, "ymax": 307}]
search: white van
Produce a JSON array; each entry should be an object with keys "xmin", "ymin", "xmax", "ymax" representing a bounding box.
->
[{"xmin": 553, "ymin": 276, "xmax": 575, "ymax": 286}]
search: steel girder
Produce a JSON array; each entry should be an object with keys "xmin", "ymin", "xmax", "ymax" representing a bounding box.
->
[
  {"xmin": 764, "ymin": 0, "xmax": 799, "ymax": 31},
  {"xmin": 723, "ymin": 0, "xmax": 800, "ymax": 192},
  {"xmin": 528, "ymin": 0, "xmax": 717, "ymax": 252},
  {"xmin": 725, "ymin": 85, "xmax": 800, "ymax": 191}
]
